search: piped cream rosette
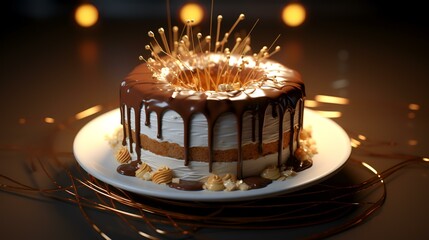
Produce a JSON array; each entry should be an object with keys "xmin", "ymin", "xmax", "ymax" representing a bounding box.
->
[
  {"xmin": 203, "ymin": 174, "xmax": 225, "ymax": 191},
  {"xmin": 152, "ymin": 166, "xmax": 173, "ymax": 184},
  {"xmin": 115, "ymin": 146, "xmax": 131, "ymax": 163},
  {"xmin": 135, "ymin": 162, "xmax": 152, "ymax": 181}
]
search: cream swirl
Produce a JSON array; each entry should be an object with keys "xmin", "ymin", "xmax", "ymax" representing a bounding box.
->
[
  {"xmin": 152, "ymin": 166, "xmax": 173, "ymax": 184},
  {"xmin": 115, "ymin": 146, "xmax": 131, "ymax": 163},
  {"xmin": 203, "ymin": 174, "xmax": 225, "ymax": 191},
  {"xmin": 261, "ymin": 165, "xmax": 281, "ymax": 180},
  {"xmin": 135, "ymin": 162, "xmax": 152, "ymax": 180}
]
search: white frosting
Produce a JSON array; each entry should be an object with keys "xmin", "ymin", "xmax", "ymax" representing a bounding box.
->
[
  {"xmin": 130, "ymin": 143, "xmax": 292, "ymax": 181},
  {"xmin": 122, "ymin": 54, "xmax": 304, "ymax": 181},
  {"xmin": 128, "ymin": 103, "xmax": 300, "ymax": 150},
  {"xmin": 125, "ymin": 54, "xmax": 302, "ymax": 151}
]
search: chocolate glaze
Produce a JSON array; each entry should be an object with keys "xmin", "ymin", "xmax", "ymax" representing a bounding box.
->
[
  {"xmin": 119, "ymin": 57, "xmax": 305, "ymax": 179},
  {"xmin": 117, "ymin": 160, "xmax": 139, "ymax": 176},
  {"xmin": 294, "ymin": 159, "xmax": 313, "ymax": 172},
  {"xmin": 169, "ymin": 180, "xmax": 204, "ymax": 191},
  {"xmin": 243, "ymin": 176, "xmax": 273, "ymax": 189}
]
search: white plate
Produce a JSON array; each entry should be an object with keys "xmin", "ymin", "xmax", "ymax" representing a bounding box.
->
[{"xmin": 73, "ymin": 108, "xmax": 351, "ymax": 202}]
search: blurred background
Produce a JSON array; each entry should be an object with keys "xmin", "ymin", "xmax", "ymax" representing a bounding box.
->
[
  {"xmin": 3, "ymin": 0, "xmax": 428, "ymax": 26},
  {"xmin": 1, "ymin": 0, "xmax": 428, "ymax": 154},
  {"xmin": 1, "ymin": 1, "xmax": 428, "ymax": 239}
]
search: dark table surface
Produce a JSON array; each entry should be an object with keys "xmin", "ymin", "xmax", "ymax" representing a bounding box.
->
[{"xmin": 1, "ymin": 1, "xmax": 428, "ymax": 239}]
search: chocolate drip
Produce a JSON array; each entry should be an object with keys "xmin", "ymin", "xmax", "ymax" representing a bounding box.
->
[
  {"xmin": 182, "ymin": 116, "xmax": 191, "ymax": 166},
  {"xmin": 119, "ymin": 61, "xmax": 305, "ymax": 178},
  {"xmin": 134, "ymin": 102, "xmax": 143, "ymax": 161},
  {"xmin": 207, "ymin": 117, "xmax": 216, "ymax": 172},
  {"xmin": 287, "ymin": 107, "xmax": 296, "ymax": 167},
  {"xmin": 126, "ymin": 106, "xmax": 133, "ymax": 153},
  {"xmin": 297, "ymin": 98, "xmax": 305, "ymax": 148},
  {"xmin": 120, "ymin": 104, "xmax": 127, "ymax": 146},
  {"xmin": 156, "ymin": 111, "xmax": 163, "ymax": 139},
  {"xmin": 257, "ymin": 102, "xmax": 269, "ymax": 155},
  {"xmin": 277, "ymin": 104, "xmax": 285, "ymax": 167},
  {"xmin": 236, "ymin": 110, "xmax": 244, "ymax": 179},
  {"xmin": 144, "ymin": 104, "xmax": 150, "ymax": 126},
  {"xmin": 251, "ymin": 110, "xmax": 256, "ymax": 142}
]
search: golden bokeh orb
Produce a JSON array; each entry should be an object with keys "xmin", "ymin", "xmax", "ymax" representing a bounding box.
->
[
  {"xmin": 282, "ymin": 3, "xmax": 306, "ymax": 27},
  {"xmin": 75, "ymin": 3, "xmax": 99, "ymax": 28},
  {"xmin": 179, "ymin": 3, "xmax": 204, "ymax": 26}
]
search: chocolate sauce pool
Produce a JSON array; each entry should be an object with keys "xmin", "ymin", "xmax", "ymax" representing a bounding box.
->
[
  {"xmin": 116, "ymin": 160, "xmax": 139, "ymax": 176},
  {"xmin": 169, "ymin": 180, "xmax": 204, "ymax": 191}
]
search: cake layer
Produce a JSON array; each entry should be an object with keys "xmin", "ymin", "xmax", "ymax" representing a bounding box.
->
[
  {"xmin": 127, "ymin": 127, "xmax": 297, "ymax": 162},
  {"xmin": 127, "ymin": 104, "xmax": 300, "ymax": 150},
  {"xmin": 131, "ymin": 143, "xmax": 293, "ymax": 181}
]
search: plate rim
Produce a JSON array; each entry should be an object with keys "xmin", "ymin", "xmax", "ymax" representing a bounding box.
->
[{"xmin": 73, "ymin": 108, "xmax": 351, "ymax": 202}]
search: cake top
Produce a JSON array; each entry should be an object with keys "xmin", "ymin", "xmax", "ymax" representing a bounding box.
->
[
  {"xmin": 126, "ymin": 13, "xmax": 304, "ymax": 99},
  {"xmin": 123, "ymin": 54, "xmax": 304, "ymax": 102},
  {"xmin": 121, "ymin": 13, "xmax": 305, "ymax": 130}
]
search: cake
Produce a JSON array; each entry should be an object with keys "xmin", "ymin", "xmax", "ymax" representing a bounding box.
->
[{"xmin": 115, "ymin": 14, "xmax": 316, "ymax": 191}]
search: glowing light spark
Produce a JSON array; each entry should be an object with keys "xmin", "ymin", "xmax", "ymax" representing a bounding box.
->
[
  {"xmin": 75, "ymin": 105, "xmax": 103, "ymax": 120},
  {"xmin": 362, "ymin": 161, "xmax": 384, "ymax": 183},
  {"xmin": 179, "ymin": 3, "xmax": 204, "ymax": 26},
  {"xmin": 350, "ymin": 138, "xmax": 361, "ymax": 148},
  {"xmin": 358, "ymin": 134, "xmax": 367, "ymax": 141},
  {"xmin": 282, "ymin": 3, "xmax": 306, "ymax": 27},
  {"xmin": 304, "ymin": 100, "xmax": 319, "ymax": 108},
  {"xmin": 361, "ymin": 162, "xmax": 378, "ymax": 174},
  {"xmin": 315, "ymin": 110, "xmax": 342, "ymax": 118},
  {"xmin": 75, "ymin": 4, "xmax": 99, "ymax": 28},
  {"xmin": 408, "ymin": 103, "xmax": 420, "ymax": 111},
  {"xmin": 315, "ymin": 95, "xmax": 350, "ymax": 105},
  {"xmin": 44, "ymin": 117, "xmax": 55, "ymax": 124},
  {"xmin": 141, "ymin": 13, "xmax": 280, "ymax": 92},
  {"xmin": 423, "ymin": 157, "xmax": 429, "ymax": 162}
]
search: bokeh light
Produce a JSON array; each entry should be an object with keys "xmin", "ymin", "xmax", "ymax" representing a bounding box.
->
[
  {"xmin": 315, "ymin": 110, "xmax": 342, "ymax": 119},
  {"xmin": 282, "ymin": 3, "xmax": 306, "ymax": 27},
  {"xmin": 350, "ymin": 138, "xmax": 361, "ymax": 148},
  {"xmin": 358, "ymin": 134, "xmax": 367, "ymax": 141},
  {"xmin": 179, "ymin": 3, "xmax": 204, "ymax": 26},
  {"xmin": 75, "ymin": 105, "xmax": 103, "ymax": 120},
  {"xmin": 408, "ymin": 139, "xmax": 418, "ymax": 146},
  {"xmin": 315, "ymin": 95, "xmax": 350, "ymax": 105},
  {"xmin": 75, "ymin": 3, "xmax": 99, "ymax": 28},
  {"xmin": 304, "ymin": 100, "xmax": 319, "ymax": 108},
  {"xmin": 408, "ymin": 103, "xmax": 420, "ymax": 111},
  {"xmin": 44, "ymin": 117, "xmax": 55, "ymax": 124}
]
